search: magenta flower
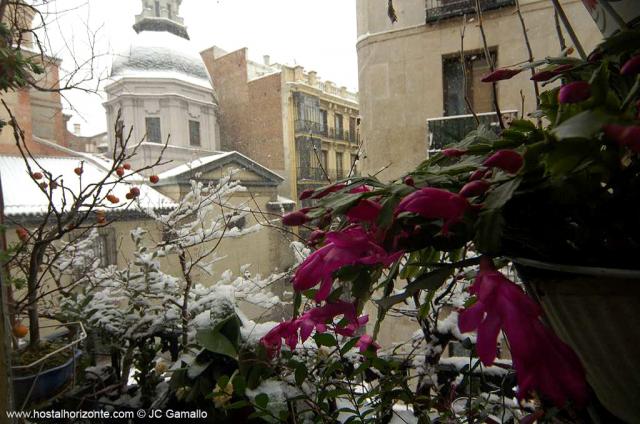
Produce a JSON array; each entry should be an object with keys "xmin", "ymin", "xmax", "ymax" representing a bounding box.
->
[
  {"xmin": 347, "ymin": 199, "xmax": 382, "ymax": 222},
  {"xmin": 293, "ymin": 226, "xmax": 402, "ymax": 301},
  {"xmin": 469, "ymin": 168, "xmax": 490, "ymax": 181},
  {"xmin": 282, "ymin": 210, "xmax": 311, "ymax": 226},
  {"xmin": 260, "ymin": 301, "xmax": 370, "ymax": 357},
  {"xmin": 482, "ymin": 150, "xmax": 523, "ymax": 174},
  {"xmin": 307, "ymin": 230, "xmax": 326, "ymax": 247},
  {"xmin": 530, "ymin": 64, "xmax": 574, "ymax": 82},
  {"xmin": 356, "ymin": 334, "xmax": 380, "ymax": 353},
  {"xmin": 481, "ymin": 68, "xmax": 522, "ymax": 83},
  {"xmin": 299, "ymin": 188, "xmax": 315, "ymax": 200},
  {"xmin": 603, "ymin": 124, "xmax": 640, "ymax": 153},
  {"xmin": 458, "ymin": 258, "xmax": 588, "ymax": 406},
  {"xmin": 395, "ymin": 187, "xmax": 469, "ymax": 234},
  {"xmin": 442, "ymin": 148, "xmax": 468, "ymax": 158},
  {"xmin": 558, "ymin": 81, "xmax": 591, "ymax": 104},
  {"xmin": 312, "ymin": 183, "xmax": 346, "ymax": 199},
  {"xmin": 621, "ymin": 55, "xmax": 640, "ymax": 76},
  {"xmin": 459, "ymin": 180, "xmax": 490, "ymax": 198}
]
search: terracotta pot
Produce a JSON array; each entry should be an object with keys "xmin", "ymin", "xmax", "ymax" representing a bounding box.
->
[
  {"xmin": 580, "ymin": 0, "xmax": 640, "ymax": 37},
  {"xmin": 514, "ymin": 258, "xmax": 640, "ymax": 423}
]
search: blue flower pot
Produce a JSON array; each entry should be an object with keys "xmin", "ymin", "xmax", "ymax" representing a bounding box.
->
[{"xmin": 12, "ymin": 350, "xmax": 82, "ymax": 407}]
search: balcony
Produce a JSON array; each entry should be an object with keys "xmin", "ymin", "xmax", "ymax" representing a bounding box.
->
[
  {"xmin": 295, "ymin": 119, "xmax": 327, "ymax": 136},
  {"xmin": 426, "ymin": 110, "xmax": 518, "ymax": 153},
  {"xmin": 425, "ymin": 0, "xmax": 515, "ymax": 23},
  {"xmin": 297, "ymin": 166, "xmax": 328, "ymax": 182}
]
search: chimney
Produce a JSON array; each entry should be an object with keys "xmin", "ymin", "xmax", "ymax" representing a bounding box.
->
[
  {"xmin": 73, "ymin": 123, "xmax": 81, "ymax": 136},
  {"xmin": 263, "ymin": 55, "xmax": 270, "ymax": 66},
  {"xmin": 308, "ymin": 71, "xmax": 317, "ymax": 85},
  {"xmin": 340, "ymin": 86, "xmax": 347, "ymax": 97},
  {"xmin": 293, "ymin": 65, "xmax": 304, "ymax": 81}
]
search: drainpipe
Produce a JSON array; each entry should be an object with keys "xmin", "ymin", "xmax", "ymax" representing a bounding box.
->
[{"xmin": 0, "ymin": 176, "xmax": 16, "ymax": 421}]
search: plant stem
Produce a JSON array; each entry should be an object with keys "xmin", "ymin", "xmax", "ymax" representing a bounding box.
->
[{"xmin": 550, "ymin": 0, "xmax": 586, "ymax": 59}]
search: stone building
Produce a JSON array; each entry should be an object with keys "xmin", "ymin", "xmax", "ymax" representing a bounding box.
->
[
  {"xmin": 103, "ymin": 0, "xmax": 220, "ymax": 175},
  {"xmin": 200, "ymin": 47, "xmax": 361, "ymax": 202},
  {"xmin": 356, "ymin": 0, "xmax": 602, "ymax": 181}
]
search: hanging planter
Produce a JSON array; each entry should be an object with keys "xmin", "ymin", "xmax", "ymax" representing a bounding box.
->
[{"xmin": 514, "ymin": 259, "xmax": 640, "ymax": 423}]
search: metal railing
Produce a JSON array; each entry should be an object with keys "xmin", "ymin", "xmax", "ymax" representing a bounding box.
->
[
  {"xmin": 295, "ymin": 120, "xmax": 358, "ymax": 143},
  {"xmin": 297, "ymin": 166, "xmax": 329, "ymax": 181},
  {"xmin": 425, "ymin": 0, "xmax": 515, "ymax": 22},
  {"xmin": 426, "ymin": 110, "xmax": 518, "ymax": 152}
]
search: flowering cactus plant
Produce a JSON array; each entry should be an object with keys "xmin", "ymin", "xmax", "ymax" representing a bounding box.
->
[{"xmin": 269, "ymin": 28, "xmax": 640, "ymax": 412}]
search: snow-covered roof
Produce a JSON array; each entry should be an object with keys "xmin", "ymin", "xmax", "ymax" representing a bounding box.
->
[
  {"xmin": 110, "ymin": 30, "xmax": 212, "ymax": 89},
  {"xmin": 157, "ymin": 151, "xmax": 284, "ymax": 186},
  {"xmin": 0, "ymin": 155, "xmax": 176, "ymax": 217},
  {"xmin": 157, "ymin": 152, "xmax": 235, "ymax": 179}
]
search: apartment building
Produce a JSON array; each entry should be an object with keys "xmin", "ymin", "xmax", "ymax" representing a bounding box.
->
[
  {"xmin": 356, "ymin": 0, "xmax": 603, "ymax": 180},
  {"xmin": 200, "ymin": 47, "xmax": 360, "ymax": 202}
]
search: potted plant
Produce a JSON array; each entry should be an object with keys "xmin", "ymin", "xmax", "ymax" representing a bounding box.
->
[{"xmin": 273, "ymin": 28, "xmax": 640, "ymax": 422}]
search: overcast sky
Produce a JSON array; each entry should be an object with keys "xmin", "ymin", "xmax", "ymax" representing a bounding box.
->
[{"xmin": 41, "ymin": 0, "xmax": 358, "ymax": 136}]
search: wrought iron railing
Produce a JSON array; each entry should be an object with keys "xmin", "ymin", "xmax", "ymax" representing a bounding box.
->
[
  {"xmin": 426, "ymin": 110, "xmax": 518, "ymax": 152},
  {"xmin": 297, "ymin": 166, "xmax": 328, "ymax": 181},
  {"xmin": 425, "ymin": 0, "xmax": 515, "ymax": 23},
  {"xmin": 294, "ymin": 119, "xmax": 326, "ymax": 136}
]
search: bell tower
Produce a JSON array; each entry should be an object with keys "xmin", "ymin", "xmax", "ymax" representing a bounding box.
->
[{"xmin": 134, "ymin": 0, "xmax": 189, "ymax": 39}]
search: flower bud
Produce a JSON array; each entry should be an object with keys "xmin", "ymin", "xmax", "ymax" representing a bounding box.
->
[
  {"xmin": 558, "ymin": 81, "xmax": 591, "ymax": 104},
  {"xmin": 621, "ymin": 55, "xmax": 640, "ymax": 76},
  {"xmin": 460, "ymin": 180, "xmax": 491, "ymax": 198},
  {"xmin": 481, "ymin": 68, "xmax": 521, "ymax": 83},
  {"xmin": 282, "ymin": 210, "xmax": 311, "ymax": 226},
  {"xmin": 482, "ymin": 150, "xmax": 523, "ymax": 174},
  {"xmin": 442, "ymin": 148, "xmax": 467, "ymax": 158}
]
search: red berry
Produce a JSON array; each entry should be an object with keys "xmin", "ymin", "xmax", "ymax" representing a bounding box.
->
[
  {"xmin": 39, "ymin": 182, "xmax": 48, "ymax": 190},
  {"xmin": 16, "ymin": 227, "xmax": 29, "ymax": 241},
  {"xmin": 123, "ymin": 163, "xmax": 132, "ymax": 170},
  {"xmin": 74, "ymin": 167, "xmax": 83, "ymax": 176},
  {"xmin": 106, "ymin": 194, "xmax": 119, "ymax": 204},
  {"xmin": 50, "ymin": 181, "xmax": 58, "ymax": 189},
  {"xmin": 129, "ymin": 187, "xmax": 141, "ymax": 197},
  {"xmin": 149, "ymin": 175, "xmax": 159, "ymax": 184},
  {"xmin": 125, "ymin": 192, "xmax": 133, "ymax": 200},
  {"xmin": 116, "ymin": 167, "xmax": 125, "ymax": 177},
  {"xmin": 32, "ymin": 172, "xmax": 43, "ymax": 180}
]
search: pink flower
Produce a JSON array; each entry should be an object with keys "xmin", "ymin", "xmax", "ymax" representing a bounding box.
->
[
  {"xmin": 293, "ymin": 226, "xmax": 402, "ymax": 301},
  {"xmin": 395, "ymin": 188, "xmax": 469, "ymax": 234},
  {"xmin": 282, "ymin": 210, "xmax": 311, "ymax": 226},
  {"xmin": 459, "ymin": 180, "xmax": 490, "ymax": 198},
  {"xmin": 403, "ymin": 176, "xmax": 415, "ymax": 187},
  {"xmin": 481, "ymin": 68, "xmax": 522, "ymax": 82},
  {"xmin": 356, "ymin": 334, "xmax": 380, "ymax": 353},
  {"xmin": 458, "ymin": 258, "xmax": 588, "ymax": 407},
  {"xmin": 260, "ymin": 301, "xmax": 370, "ymax": 357},
  {"xmin": 530, "ymin": 64, "xmax": 574, "ymax": 82},
  {"xmin": 603, "ymin": 124, "xmax": 640, "ymax": 153},
  {"xmin": 312, "ymin": 183, "xmax": 346, "ymax": 199},
  {"xmin": 307, "ymin": 230, "xmax": 326, "ymax": 246},
  {"xmin": 482, "ymin": 150, "xmax": 523, "ymax": 174},
  {"xmin": 349, "ymin": 185, "xmax": 371, "ymax": 194},
  {"xmin": 469, "ymin": 168, "xmax": 490, "ymax": 181},
  {"xmin": 299, "ymin": 188, "xmax": 315, "ymax": 200},
  {"xmin": 558, "ymin": 81, "xmax": 591, "ymax": 104},
  {"xmin": 621, "ymin": 55, "xmax": 640, "ymax": 76},
  {"xmin": 442, "ymin": 148, "xmax": 467, "ymax": 158},
  {"xmin": 347, "ymin": 199, "xmax": 382, "ymax": 222}
]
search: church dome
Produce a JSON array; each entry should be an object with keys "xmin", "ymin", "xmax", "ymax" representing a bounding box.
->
[{"xmin": 111, "ymin": 29, "xmax": 212, "ymax": 89}]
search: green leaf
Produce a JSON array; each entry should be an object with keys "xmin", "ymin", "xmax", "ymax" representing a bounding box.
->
[
  {"xmin": 254, "ymin": 393, "xmax": 269, "ymax": 409},
  {"xmin": 196, "ymin": 329, "xmax": 238, "ymax": 359},
  {"xmin": 551, "ymin": 110, "xmax": 608, "ymax": 140},
  {"xmin": 376, "ymin": 267, "xmax": 453, "ymax": 310},
  {"xmin": 483, "ymin": 177, "xmax": 521, "ymax": 211},
  {"xmin": 474, "ymin": 208, "xmax": 505, "ymax": 255},
  {"xmin": 340, "ymin": 337, "xmax": 361, "ymax": 355},
  {"xmin": 314, "ymin": 333, "xmax": 337, "ymax": 347},
  {"xmin": 294, "ymin": 363, "xmax": 307, "ymax": 386},
  {"xmin": 232, "ymin": 373, "xmax": 246, "ymax": 395},
  {"xmin": 186, "ymin": 358, "xmax": 213, "ymax": 379}
]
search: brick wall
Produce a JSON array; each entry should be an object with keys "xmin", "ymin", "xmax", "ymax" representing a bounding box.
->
[{"xmin": 201, "ymin": 47, "xmax": 285, "ymax": 172}]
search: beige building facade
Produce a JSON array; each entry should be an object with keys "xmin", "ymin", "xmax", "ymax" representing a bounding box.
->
[
  {"xmin": 356, "ymin": 0, "xmax": 602, "ymax": 181},
  {"xmin": 200, "ymin": 47, "xmax": 361, "ymax": 202}
]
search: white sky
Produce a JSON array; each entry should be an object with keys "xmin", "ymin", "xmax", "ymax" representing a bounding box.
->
[{"xmin": 40, "ymin": 0, "xmax": 359, "ymax": 136}]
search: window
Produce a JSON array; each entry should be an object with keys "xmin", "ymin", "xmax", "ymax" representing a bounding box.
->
[
  {"xmin": 349, "ymin": 117, "xmax": 357, "ymax": 142},
  {"xmin": 321, "ymin": 150, "xmax": 328, "ymax": 171},
  {"xmin": 167, "ymin": 4, "xmax": 172, "ymax": 19},
  {"xmin": 336, "ymin": 152, "xmax": 344, "ymax": 179},
  {"xmin": 320, "ymin": 109, "xmax": 328, "ymax": 135},
  {"xmin": 189, "ymin": 120, "xmax": 201, "ymax": 146},
  {"xmin": 443, "ymin": 51, "xmax": 495, "ymax": 116},
  {"xmin": 334, "ymin": 113, "xmax": 344, "ymax": 138},
  {"xmin": 154, "ymin": 0, "xmax": 160, "ymax": 17},
  {"xmin": 145, "ymin": 117, "xmax": 162, "ymax": 144}
]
